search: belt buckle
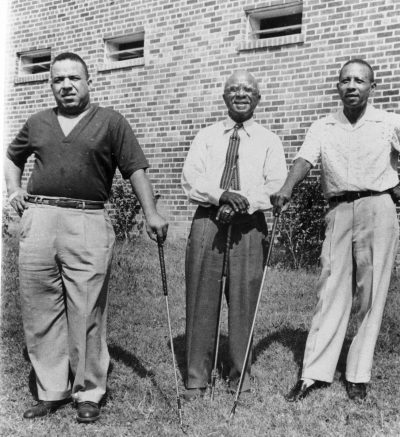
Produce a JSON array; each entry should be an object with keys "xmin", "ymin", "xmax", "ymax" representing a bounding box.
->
[{"xmin": 78, "ymin": 201, "xmax": 85, "ymax": 209}]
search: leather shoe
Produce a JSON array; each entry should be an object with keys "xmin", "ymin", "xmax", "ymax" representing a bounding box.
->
[
  {"xmin": 76, "ymin": 401, "xmax": 100, "ymax": 423},
  {"xmin": 181, "ymin": 388, "xmax": 206, "ymax": 401},
  {"xmin": 23, "ymin": 399, "xmax": 69, "ymax": 419},
  {"xmin": 346, "ymin": 382, "xmax": 367, "ymax": 401},
  {"xmin": 285, "ymin": 379, "xmax": 329, "ymax": 402}
]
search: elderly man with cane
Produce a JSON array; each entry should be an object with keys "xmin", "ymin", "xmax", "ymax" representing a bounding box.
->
[
  {"xmin": 181, "ymin": 70, "xmax": 287, "ymax": 400},
  {"xmin": 271, "ymin": 58, "xmax": 400, "ymax": 402},
  {"xmin": 4, "ymin": 52, "xmax": 168, "ymax": 422}
]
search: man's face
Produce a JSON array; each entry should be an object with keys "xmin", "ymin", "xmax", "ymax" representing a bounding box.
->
[
  {"xmin": 50, "ymin": 59, "xmax": 91, "ymax": 115},
  {"xmin": 223, "ymin": 72, "xmax": 261, "ymax": 123},
  {"xmin": 337, "ymin": 63, "xmax": 376, "ymax": 111}
]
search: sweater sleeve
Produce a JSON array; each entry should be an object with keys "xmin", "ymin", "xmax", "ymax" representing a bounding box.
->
[
  {"xmin": 7, "ymin": 121, "xmax": 33, "ymax": 168},
  {"xmin": 110, "ymin": 115, "xmax": 149, "ymax": 179}
]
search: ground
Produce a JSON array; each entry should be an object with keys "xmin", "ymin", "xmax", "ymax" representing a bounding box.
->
[{"xmin": 1, "ymin": 236, "xmax": 400, "ymax": 436}]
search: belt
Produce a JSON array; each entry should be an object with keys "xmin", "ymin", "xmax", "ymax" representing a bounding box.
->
[
  {"xmin": 27, "ymin": 195, "xmax": 105, "ymax": 210},
  {"xmin": 329, "ymin": 190, "xmax": 386, "ymax": 204}
]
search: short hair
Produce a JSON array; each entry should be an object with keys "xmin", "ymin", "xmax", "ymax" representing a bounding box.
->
[
  {"xmin": 51, "ymin": 52, "xmax": 89, "ymax": 79},
  {"xmin": 339, "ymin": 59, "xmax": 375, "ymax": 82}
]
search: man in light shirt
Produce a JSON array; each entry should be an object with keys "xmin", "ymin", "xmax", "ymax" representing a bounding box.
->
[
  {"xmin": 272, "ymin": 59, "xmax": 400, "ymax": 402},
  {"xmin": 181, "ymin": 70, "xmax": 287, "ymax": 400}
]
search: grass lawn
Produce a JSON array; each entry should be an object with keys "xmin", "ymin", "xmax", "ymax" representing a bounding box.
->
[{"xmin": 1, "ymin": 235, "xmax": 400, "ymax": 436}]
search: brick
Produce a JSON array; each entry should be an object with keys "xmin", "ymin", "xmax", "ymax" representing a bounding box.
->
[{"xmin": 3, "ymin": 0, "xmax": 399, "ymax": 262}]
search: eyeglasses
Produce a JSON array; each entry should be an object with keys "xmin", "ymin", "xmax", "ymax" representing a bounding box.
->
[{"xmin": 225, "ymin": 85, "xmax": 259, "ymax": 95}]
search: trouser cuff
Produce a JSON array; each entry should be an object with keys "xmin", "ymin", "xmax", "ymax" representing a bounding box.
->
[
  {"xmin": 38, "ymin": 389, "xmax": 71, "ymax": 402},
  {"xmin": 301, "ymin": 372, "xmax": 332, "ymax": 384},
  {"xmin": 72, "ymin": 389, "xmax": 105, "ymax": 404},
  {"xmin": 345, "ymin": 374, "xmax": 371, "ymax": 383}
]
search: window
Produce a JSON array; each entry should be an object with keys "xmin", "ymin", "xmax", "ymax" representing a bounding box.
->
[
  {"xmin": 99, "ymin": 31, "xmax": 145, "ymax": 72},
  {"xmin": 15, "ymin": 49, "xmax": 51, "ymax": 83},
  {"xmin": 239, "ymin": 1, "xmax": 304, "ymax": 51}
]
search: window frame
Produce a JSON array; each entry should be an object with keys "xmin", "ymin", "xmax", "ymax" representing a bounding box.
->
[
  {"xmin": 15, "ymin": 48, "xmax": 51, "ymax": 84},
  {"xmin": 99, "ymin": 31, "xmax": 145, "ymax": 72},
  {"xmin": 239, "ymin": 1, "xmax": 304, "ymax": 51}
]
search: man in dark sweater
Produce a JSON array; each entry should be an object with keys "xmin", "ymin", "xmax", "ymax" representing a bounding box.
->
[{"xmin": 4, "ymin": 52, "xmax": 168, "ymax": 423}]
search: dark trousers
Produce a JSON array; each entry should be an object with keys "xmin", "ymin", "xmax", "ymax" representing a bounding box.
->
[{"xmin": 185, "ymin": 206, "xmax": 267, "ymax": 390}]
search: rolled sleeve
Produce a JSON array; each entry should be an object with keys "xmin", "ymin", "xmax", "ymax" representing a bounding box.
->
[{"xmin": 245, "ymin": 136, "xmax": 287, "ymax": 214}]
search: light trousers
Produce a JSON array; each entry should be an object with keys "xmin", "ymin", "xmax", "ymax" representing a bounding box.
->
[
  {"xmin": 18, "ymin": 203, "xmax": 115, "ymax": 402},
  {"xmin": 185, "ymin": 207, "xmax": 267, "ymax": 390},
  {"xmin": 302, "ymin": 193, "xmax": 399, "ymax": 383}
]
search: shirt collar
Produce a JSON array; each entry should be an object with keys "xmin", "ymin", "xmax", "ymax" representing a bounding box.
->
[
  {"xmin": 328, "ymin": 104, "xmax": 384, "ymax": 125},
  {"xmin": 223, "ymin": 116, "xmax": 253, "ymax": 136}
]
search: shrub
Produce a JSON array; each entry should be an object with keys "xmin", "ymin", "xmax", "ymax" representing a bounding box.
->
[
  {"xmin": 275, "ymin": 178, "xmax": 328, "ymax": 269},
  {"xmin": 108, "ymin": 182, "xmax": 144, "ymax": 241},
  {"xmin": 2, "ymin": 207, "xmax": 13, "ymax": 238}
]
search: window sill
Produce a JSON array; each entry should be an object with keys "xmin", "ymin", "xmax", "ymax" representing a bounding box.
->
[
  {"xmin": 97, "ymin": 58, "xmax": 145, "ymax": 72},
  {"xmin": 238, "ymin": 33, "xmax": 304, "ymax": 51},
  {"xmin": 14, "ymin": 72, "xmax": 49, "ymax": 84}
]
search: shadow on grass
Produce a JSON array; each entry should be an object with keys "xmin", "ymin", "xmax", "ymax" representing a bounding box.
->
[
  {"xmin": 109, "ymin": 344, "xmax": 153, "ymax": 379},
  {"xmin": 21, "ymin": 328, "xmax": 353, "ymax": 403},
  {"xmin": 253, "ymin": 327, "xmax": 308, "ymax": 377},
  {"xmin": 108, "ymin": 344, "xmax": 171, "ymax": 406},
  {"xmin": 22, "ymin": 341, "xmax": 183, "ymax": 405},
  {"xmin": 253, "ymin": 327, "xmax": 353, "ymax": 381},
  {"xmin": 173, "ymin": 328, "xmax": 352, "ymax": 383}
]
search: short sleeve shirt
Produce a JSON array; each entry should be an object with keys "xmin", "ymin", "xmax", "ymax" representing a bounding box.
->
[
  {"xmin": 296, "ymin": 105, "xmax": 400, "ymax": 198},
  {"xmin": 7, "ymin": 104, "xmax": 149, "ymax": 201}
]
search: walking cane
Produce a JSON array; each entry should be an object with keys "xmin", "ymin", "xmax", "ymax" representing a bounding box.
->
[
  {"xmin": 210, "ymin": 224, "xmax": 232, "ymax": 401},
  {"xmin": 157, "ymin": 236, "xmax": 185, "ymax": 429},
  {"xmin": 228, "ymin": 211, "xmax": 280, "ymax": 421}
]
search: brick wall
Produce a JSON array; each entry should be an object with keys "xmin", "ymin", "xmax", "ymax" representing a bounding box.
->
[{"xmin": 4, "ymin": 0, "xmax": 400, "ymax": 260}]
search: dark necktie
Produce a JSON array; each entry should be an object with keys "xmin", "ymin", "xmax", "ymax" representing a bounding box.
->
[{"xmin": 220, "ymin": 124, "xmax": 242, "ymax": 190}]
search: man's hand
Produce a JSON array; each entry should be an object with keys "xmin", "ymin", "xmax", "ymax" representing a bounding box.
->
[
  {"xmin": 145, "ymin": 212, "xmax": 168, "ymax": 242},
  {"xmin": 270, "ymin": 157, "xmax": 312, "ymax": 215},
  {"xmin": 219, "ymin": 191, "xmax": 249, "ymax": 214},
  {"xmin": 9, "ymin": 188, "xmax": 28, "ymax": 217},
  {"xmin": 270, "ymin": 187, "xmax": 292, "ymax": 216},
  {"xmin": 390, "ymin": 183, "xmax": 400, "ymax": 204},
  {"xmin": 216, "ymin": 204, "xmax": 235, "ymax": 224}
]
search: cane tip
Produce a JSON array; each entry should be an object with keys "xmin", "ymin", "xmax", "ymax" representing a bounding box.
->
[
  {"xmin": 228, "ymin": 406, "xmax": 237, "ymax": 423},
  {"xmin": 180, "ymin": 422, "xmax": 189, "ymax": 434}
]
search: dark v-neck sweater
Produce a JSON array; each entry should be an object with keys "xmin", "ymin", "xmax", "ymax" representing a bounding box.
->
[{"xmin": 7, "ymin": 104, "xmax": 149, "ymax": 201}]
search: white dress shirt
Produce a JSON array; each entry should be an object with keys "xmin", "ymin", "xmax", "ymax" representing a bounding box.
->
[
  {"xmin": 182, "ymin": 117, "xmax": 287, "ymax": 215},
  {"xmin": 296, "ymin": 105, "xmax": 400, "ymax": 198}
]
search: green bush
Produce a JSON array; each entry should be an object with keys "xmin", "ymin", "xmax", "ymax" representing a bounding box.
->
[
  {"xmin": 108, "ymin": 182, "xmax": 144, "ymax": 241},
  {"xmin": 275, "ymin": 178, "xmax": 328, "ymax": 269}
]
